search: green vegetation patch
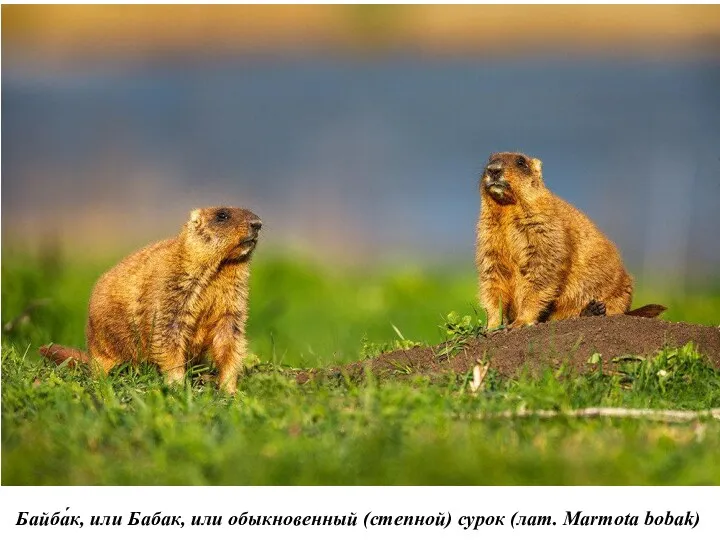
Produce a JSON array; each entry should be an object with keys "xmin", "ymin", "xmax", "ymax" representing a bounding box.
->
[{"xmin": 2, "ymin": 254, "xmax": 720, "ymax": 485}]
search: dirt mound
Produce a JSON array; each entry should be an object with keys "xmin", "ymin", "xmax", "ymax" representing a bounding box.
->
[{"xmin": 296, "ymin": 315, "xmax": 720, "ymax": 384}]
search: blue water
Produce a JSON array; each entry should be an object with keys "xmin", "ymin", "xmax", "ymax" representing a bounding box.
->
[{"xmin": 3, "ymin": 57, "xmax": 719, "ymax": 281}]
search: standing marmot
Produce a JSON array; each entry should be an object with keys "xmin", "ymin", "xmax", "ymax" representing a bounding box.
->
[
  {"xmin": 475, "ymin": 151, "xmax": 664, "ymax": 329},
  {"xmin": 40, "ymin": 206, "xmax": 262, "ymax": 393}
]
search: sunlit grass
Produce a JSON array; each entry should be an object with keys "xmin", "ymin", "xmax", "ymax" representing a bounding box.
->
[{"xmin": 2, "ymin": 253, "xmax": 719, "ymax": 485}]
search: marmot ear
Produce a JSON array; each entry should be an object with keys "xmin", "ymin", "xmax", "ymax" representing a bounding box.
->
[
  {"xmin": 530, "ymin": 158, "xmax": 544, "ymax": 188},
  {"xmin": 531, "ymin": 158, "xmax": 543, "ymax": 174},
  {"xmin": 190, "ymin": 209, "xmax": 202, "ymax": 226}
]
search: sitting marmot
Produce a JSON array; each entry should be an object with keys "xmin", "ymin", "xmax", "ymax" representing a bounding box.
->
[{"xmin": 475, "ymin": 151, "xmax": 664, "ymax": 328}]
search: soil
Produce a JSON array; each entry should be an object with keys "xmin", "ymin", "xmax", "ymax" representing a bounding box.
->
[{"xmin": 295, "ymin": 315, "xmax": 720, "ymax": 384}]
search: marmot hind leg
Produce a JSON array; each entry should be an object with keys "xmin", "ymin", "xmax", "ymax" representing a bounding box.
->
[
  {"xmin": 155, "ymin": 350, "xmax": 187, "ymax": 386},
  {"xmin": 580, "ymin": 299, "xmax": 606, "ymax": 317}
]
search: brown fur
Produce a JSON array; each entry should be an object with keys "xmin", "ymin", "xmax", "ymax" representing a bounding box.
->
[
  {"xmin": 39, "ymin": 207, "xmax": 262, "ymax": 393},
  {"xmin": 475, "ymin": 151, "xmax": 663, "ymax": 329},
  {"xmin": 626, "ymin": 304, "xmax": 667, "ymax": 318}
]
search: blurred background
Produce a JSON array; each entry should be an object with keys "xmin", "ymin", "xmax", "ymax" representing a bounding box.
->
[
  {"xmin": 2, "ymin": 5, "xmax": 720, "ymax": 364},
  {"xmin": 4, "ymin": 5, "xmax": 720, "ymax": 283}
]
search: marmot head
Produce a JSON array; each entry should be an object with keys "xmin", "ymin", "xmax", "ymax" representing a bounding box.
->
[
  {"xmin": 480, "ymin": 151, "xmax": 544, "ymax": 205},
  {"xmin": 185, "ymin": 207, "xmax": 262, "ymax": 263}
]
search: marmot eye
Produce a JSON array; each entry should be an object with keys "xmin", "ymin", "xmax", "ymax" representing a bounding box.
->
[
  {"xmin": 516, "ymin": 156, "xmax": 528, "ymax": 168},
  {"xmin": 215, "ymin": 210, "xmax": 230, "ymax": 223}
]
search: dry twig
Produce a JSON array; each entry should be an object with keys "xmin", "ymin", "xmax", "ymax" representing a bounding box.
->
[
  {"xmin": 469, "ymin": 363, "xmax": 490, "ymax": 394},
  {"xmin": 461, "ymin": 407, "xmax": 720, "ymax": 423}
]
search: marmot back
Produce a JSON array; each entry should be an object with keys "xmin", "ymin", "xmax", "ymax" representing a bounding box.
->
[
  {"xmin": 40, "ymin": 206, "xmax": 262, "ymax": 393},
  {"xmin": 475, "ymin": 151, "xmax": 663, "ymax": 328}
]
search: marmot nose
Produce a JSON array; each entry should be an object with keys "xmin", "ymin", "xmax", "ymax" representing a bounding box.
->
[
  {"xmin": 249, "ymin": 219, "xmax": 262, "ymax": 233},
  {"xmin": 487, "ymin": 160, "xmax": 504, "ymax": 175}
]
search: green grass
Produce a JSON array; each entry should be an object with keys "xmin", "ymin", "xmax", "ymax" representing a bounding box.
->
[{"xmin": 2, "ymin": 252, "xmax": 720, "ymax": 485}]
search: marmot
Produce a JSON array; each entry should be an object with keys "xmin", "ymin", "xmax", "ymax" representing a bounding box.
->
[
  {"xmin": 475, "ymin": 151, "xmax": 664, "ymax": 328},
  {"xmin": 40, "ymin": 206, "xmax": 262, "ymax": 394}
]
